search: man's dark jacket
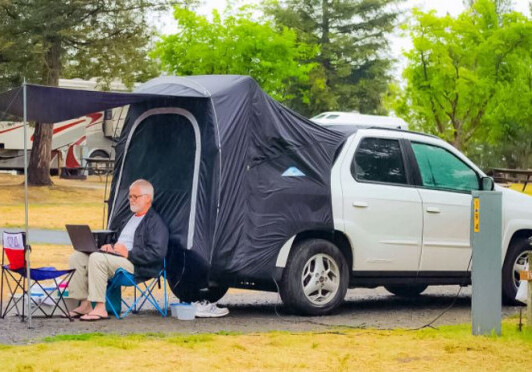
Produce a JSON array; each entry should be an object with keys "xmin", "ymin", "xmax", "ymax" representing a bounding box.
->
[{"xmin": 114, "ymin": 208, "xmax": 169, "ymax": 279}]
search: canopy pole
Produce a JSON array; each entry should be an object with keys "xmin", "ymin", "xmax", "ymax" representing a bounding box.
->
[{"xmin": 23, "ymin": 79, "xmax": 32, "ymax": 328}]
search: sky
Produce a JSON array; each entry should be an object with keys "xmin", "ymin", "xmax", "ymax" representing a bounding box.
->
[{"xmin": 159, "ymin": 0, "xmax": 531, "ymax": 79}]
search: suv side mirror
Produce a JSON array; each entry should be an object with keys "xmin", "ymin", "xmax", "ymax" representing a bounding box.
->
[{"xmin": 481, "ymin": 176, "xmax": 495, "ymax": 191}]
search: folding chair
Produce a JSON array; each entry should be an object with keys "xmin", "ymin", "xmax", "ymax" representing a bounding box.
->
[
  {"xmin": 105, "ymin": 259, "xmax": 167, "ymax": 319},
  {"xmin": 0, "ymin": 231, "xmax": 75, "ymax": 320}
]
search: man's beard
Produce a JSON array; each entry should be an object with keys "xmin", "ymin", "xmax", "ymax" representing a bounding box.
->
[{"xmin": 130, "ymin": 204, "xmax": 140, "ymax": 213}]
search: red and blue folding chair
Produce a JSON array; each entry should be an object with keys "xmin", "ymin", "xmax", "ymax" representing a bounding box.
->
[{"xmin": 0, "ymin": 231, "xmax": 76, "ymax": 320}]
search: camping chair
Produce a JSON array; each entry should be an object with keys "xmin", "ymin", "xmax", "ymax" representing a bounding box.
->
[
  {"xmin": 0, "ymin": 231, "xmax": 75, "ymax": 320},
  {"xmin": 105, "ymin": 259, "xmax": 167, "ymax": 319}
]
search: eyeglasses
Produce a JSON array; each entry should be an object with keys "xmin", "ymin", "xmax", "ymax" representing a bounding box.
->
[{"xmin": 128, "ymin": 194, "xmax": 147, "ymax": 201}]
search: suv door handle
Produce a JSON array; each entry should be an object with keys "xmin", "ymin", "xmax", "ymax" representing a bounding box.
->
[
  {"xmin": 353, "ymin": 201, "xmax": 368, "ymax": 208},
  {"xmin": 426, "ymin": 207, "xmax": 440, "ymax": 214}
]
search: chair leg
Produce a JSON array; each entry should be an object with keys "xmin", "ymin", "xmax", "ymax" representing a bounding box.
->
[
  {"xmin": 0, "ymin": 268, "xmax": 4, "ymax": 319},
  {"xmin": 108, "ymin": 270, "xmax": 168, "ymax": 318},
  {"xmin": 21, "ymin": 275, "xmax": 25, "ymax": 322},
  {"xmin": 106, "ymin": 285, "xmax": 122, "ymax": 319},
  {"xmin": 48, "ymin": 273, "xmax": 75, "ymax": 321},
  {"xmin": 1, "ymin": 270, "xmax": 25, "ymax": 318},
  {"xmin": 164, "ymin": 270, "xmax": 167, "ymax": 316},
  {"xmin": 133, "ymin": 286, "xmax": 137, "ymax": 314}
]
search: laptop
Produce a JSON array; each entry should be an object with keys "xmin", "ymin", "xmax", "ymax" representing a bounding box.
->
[{"xmin": 66, "ymin": 224, "xmax": 119, "ymax": 256}]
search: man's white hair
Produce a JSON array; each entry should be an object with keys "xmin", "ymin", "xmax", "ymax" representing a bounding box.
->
[{"xmin": 130, "ymin": 179, "xmax": 154, "ymax": 199}]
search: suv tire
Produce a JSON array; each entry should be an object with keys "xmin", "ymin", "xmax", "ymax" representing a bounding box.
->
[
  {"xmin": 385, "ymin": 284, "xmax": 428, "ymax": 297},
  {"xmin": 280, "ymin": 239, "xmax": 348, "ymax": 315},
  {"xmin": 502, "ymin": 237, "xmax": 531, "ymax": 305}
]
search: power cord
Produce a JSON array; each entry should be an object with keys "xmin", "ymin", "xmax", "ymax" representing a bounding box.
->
[
  {"xmin": 170, "ymin": 248, "xmax": 187, "ymax": 292},
  {"xmin": 408, "ymin": 254, "xmax": 473, "ymax": 331},
  {"xmin": 270, "ymin": 254, "xmax": 473, "ymax": 332},
  {"xmin": 271, "ymin": 276, "xmax": 367, "ymax": 330}
]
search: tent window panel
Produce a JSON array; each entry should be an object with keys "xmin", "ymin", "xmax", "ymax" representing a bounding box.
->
[{"xmin": 122, "ymin": 114, "xmax": 196, "ymax": 193}]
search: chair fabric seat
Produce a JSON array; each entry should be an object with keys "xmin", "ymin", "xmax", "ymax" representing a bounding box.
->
[
  {"xmin": 3, "ymin": 265, "xmax": 74, "ymax": 281},
  {"xmin": 108, "ymin": 268, "xmax": 136, "ymax": 287}
]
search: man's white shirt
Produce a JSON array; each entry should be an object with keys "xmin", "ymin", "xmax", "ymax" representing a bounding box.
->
[{"xmin": 117, "ymin": 214, "xmax": 145, "ymax": 251}]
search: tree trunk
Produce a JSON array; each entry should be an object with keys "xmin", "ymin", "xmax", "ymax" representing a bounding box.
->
[
  {"xmin": 27, "ymin": 122, "xmax": 54, "ymax": 186},
  {"xmin": 319, "ymin": 0, "xmax": 331, "ymax": 72},
  {"xmin": 27, "ymin": 37, "xmax": 61, "ymax": 186}
]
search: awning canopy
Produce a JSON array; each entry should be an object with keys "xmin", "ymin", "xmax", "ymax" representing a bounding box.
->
[{"xmin": 0, "ymin": 76, "xmax": 217, "ymax": 123}]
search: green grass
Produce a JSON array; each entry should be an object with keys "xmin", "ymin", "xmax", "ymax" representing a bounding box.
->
[{"xmin": 0, "ymin": 320, "xmax": 530, "ymax": 371}]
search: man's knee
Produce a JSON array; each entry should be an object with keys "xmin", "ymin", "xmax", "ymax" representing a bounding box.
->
[
  {"xmin": 88, "ymin": 252, "xmax": 108, "ymax": 269},
  {"xmin": 69, "ymin": 251, "xmax": 89, "ymax": 268}
]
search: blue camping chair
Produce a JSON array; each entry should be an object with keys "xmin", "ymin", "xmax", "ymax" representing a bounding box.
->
[
  {"xmin": 1, "ymin": 232, "xmax": 76, "ymax": 320},
  {"xmin": 105, "ymin": 259, "xmax": 167, "ymax": 319}
]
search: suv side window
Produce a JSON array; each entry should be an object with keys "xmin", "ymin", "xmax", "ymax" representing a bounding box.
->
[
  {"xmin": 411, "ymin": 142, "xmax": 479, "ymax": 192},
  {"xmin": 352, "ymin": 137, "xmax": 407, "ymax": 185}
]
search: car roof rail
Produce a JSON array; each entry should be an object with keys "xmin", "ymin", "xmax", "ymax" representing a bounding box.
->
[{"xmin": 363, "ymin": 126, "xmax": 441, "ymax": 140}]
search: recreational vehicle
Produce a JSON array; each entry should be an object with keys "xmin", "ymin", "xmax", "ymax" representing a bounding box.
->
[{"xmin": 0, "ymin": 79, "xmax": 128, "ymax": 173}]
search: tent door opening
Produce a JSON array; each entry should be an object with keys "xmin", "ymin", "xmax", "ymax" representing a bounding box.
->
[{"xmin": 109, "ymin": 107, "xmax": 201, "ymax": 250}]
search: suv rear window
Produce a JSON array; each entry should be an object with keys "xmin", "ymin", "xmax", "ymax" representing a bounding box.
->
[{"xmin": 352, "ymin": 138, "xmax": 407, "ymax": 185}]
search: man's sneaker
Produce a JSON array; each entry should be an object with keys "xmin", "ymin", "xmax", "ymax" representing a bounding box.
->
[{"xmin": 193, "ymin": 300, "xmax": 229, "ymax": 318}]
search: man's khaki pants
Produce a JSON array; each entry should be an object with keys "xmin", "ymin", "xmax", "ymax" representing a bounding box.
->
[{"xmin": 69, "ymin": 251, "xmax": 134, "ymax": 303}]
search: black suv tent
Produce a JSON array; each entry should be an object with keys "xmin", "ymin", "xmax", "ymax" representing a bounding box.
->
[{"xmin": 0, "ymin": 75, "xmax": 346, "ymax": 300}]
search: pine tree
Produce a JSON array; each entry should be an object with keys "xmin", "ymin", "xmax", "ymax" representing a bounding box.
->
[
  {"xmin": 0, "ymin": 0, "xmax": 165, "ymax": 185},
  {"xmin": 264, "ymin": 0, "xmax": 403, "ymax": 116}
]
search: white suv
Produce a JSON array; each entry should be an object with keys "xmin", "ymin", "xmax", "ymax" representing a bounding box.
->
[{"xmin": 276, "ymin": 127, "xmax": 532, "ymax": 315}]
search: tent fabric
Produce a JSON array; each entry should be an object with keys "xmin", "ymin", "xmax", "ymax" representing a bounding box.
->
[
  {"xmin": 107, "ymin": 75, "xmax": 347, "ymax": 289},
  {"xmin": 0, "ymin": 75, "xmax": 348, "ymax": 291}
]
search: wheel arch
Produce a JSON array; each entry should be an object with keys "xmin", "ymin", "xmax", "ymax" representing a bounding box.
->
[
  {"xmin": 89, "ymin": 148, "xmax": 110, "ymax": 158},
  {"xmin": 505, "ymin": 229, "xmax": 532, "ymax": 262},
  {"xmin": 275, "ymin": 230, "xmax": 353, "ymax": 271}
]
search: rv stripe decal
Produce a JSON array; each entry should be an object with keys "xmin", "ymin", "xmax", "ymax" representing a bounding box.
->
[
  {"xmin": 0, "ymin": 124, "xmax": 24, "ymax": 134},
  {"xmin": 86, "ymin": 112, "xmax": 104, "ymax": 128},
  {"xmin": 29, "ymin": 118, "xmax": 86, "ymax": 141}
]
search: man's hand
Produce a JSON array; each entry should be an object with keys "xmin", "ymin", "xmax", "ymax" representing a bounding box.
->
[
  {"xmin": 113, "ymin": 243, "xmax": 128, "ymax": 258},
  {"xmin": 100, "ymin": 244, "xmax": 113, "ymax": 253}
]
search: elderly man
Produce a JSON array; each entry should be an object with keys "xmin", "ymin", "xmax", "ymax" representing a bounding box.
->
[{"xmin": 68, "ymin": 179, "xmax": 169, "ymax": 321}]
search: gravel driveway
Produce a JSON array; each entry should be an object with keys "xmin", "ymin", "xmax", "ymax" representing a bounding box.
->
[{"xmin": 0, "ymin": 285, "xmax": 522, "ymax": 345}]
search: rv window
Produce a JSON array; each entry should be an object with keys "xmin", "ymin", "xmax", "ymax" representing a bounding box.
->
[
  {"xmin": 104, "ymin": 109, "xmax": 113, "ymax": 120},
  {"xmin": 326, "ymin": 114, "xmax": 339, "ymax": 119}
]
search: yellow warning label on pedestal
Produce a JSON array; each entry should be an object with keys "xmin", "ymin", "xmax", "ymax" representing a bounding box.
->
[{"xmin": 473, "ymin": 198, "xmax": 480, "ymax": 232}]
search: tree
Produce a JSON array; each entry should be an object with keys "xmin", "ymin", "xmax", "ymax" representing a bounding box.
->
[
  {"xmin": 151, "ymin": 5, "xmax": 318, "ymax": 103},
  {"xmin": 0, "ymin": 0, "xmax": 165, "ymax": 185},
  {"xmin": 264, "ymin": 0, "xmax": 403, "ymax": 116},
  {"xmin": 393, "ymin": 0, "xmax": 531, "ymax": 156}
]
